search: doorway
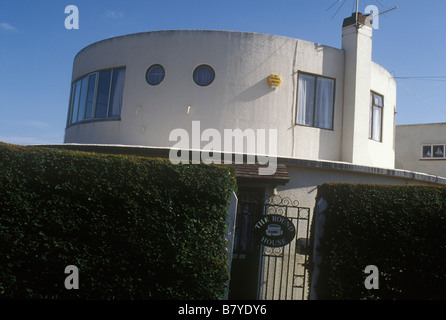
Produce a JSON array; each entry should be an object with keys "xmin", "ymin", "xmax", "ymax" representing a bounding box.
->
[{"xmin": 228, "ymin": 188, "xmax": 264, "ymax": 300}]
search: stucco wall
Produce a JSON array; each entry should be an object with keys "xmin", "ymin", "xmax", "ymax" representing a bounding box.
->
[
  {"xmin": 368, "ymin": 62, "xmax": 397, "ymax": 168},
  {"xmin": 65, "ymin": 29, "xmax": 397, "ymax": 169},
  {"xmin": 275, "ymin": 162, "xmax": 436, "ymax": 212}
]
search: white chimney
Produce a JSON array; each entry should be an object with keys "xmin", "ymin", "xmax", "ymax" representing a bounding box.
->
[{"xmin": 341, "ymin": 13, "xmax": 373, "ymax": 164}]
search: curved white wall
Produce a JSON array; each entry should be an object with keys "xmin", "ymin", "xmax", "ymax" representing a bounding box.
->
[{"xmin": 64, "ymin": 29, "xmax": 396, "ymax": 168}]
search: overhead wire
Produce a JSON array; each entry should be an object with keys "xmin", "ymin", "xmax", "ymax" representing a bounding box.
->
[
  {"xmin": 323, "ymin": 1, "xmax": 444, "ymax": 117},
  {"xmin": 326, "ymin": 0, "xmax": 398, "ymax": 17},
  {"xmin": 326, "ymin": 0, "xmax": 343, "ymax": 11},
  {"xmin": 395, "ymin": 79, "xmax": 446, "ymax": 116},
  {"xmin": 330, "ymin": 0, "xmax": 348, "ymax": 19},
  {"xmin": 394, "ymin": 76, "xmax": 446, "ymax": 80},
  {"xmin": 373, "ymin": 0, "xmax": 386, "ymax": 9}
]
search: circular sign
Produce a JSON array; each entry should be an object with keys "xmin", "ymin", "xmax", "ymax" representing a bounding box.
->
[{"xmin": 254, "ymin": 215, "xmax": 296, "ymax": 247}]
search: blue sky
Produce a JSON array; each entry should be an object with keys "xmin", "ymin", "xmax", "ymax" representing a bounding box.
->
[{"xmin": 1, "ymin": 0, "xmax": 445, "ymax": 145}]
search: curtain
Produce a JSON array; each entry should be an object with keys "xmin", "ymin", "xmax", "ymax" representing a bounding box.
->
[
  {"xmin": 370, "ymin": 92, "xmax": 383, "ymax": 141},
  {"xmin": 84, "ymin": 73, "xmax": 96, "ymax": 120},
  {"xmin": 108, "ymin": 68, "xmax": 126, "ymax": 117},
  {"xmin": 296, "ymin": 74, "xmax": 315, "ymax": 126},
  {"xmin": 193, "ymin": 65, "xmax": 214, "ymax": 86},
  {"xmin": 372, "ymin": 105, "xmax": 382, "ymax": 141},
  {"xmin": 374, "ymin": 93, "xmax": 383, "ymax": 107},
  {"xmin": 315, "ymin": 77, "xmax": 334, "ymax": 129},
  {"xmin": 95, "ymin": 70, "xmax": 112, "ymax": 118},
  {"xmin": 423, "ymin": 146, "xmax": 432, "ymax": 158},
  {"xmin": 434, "ymin": 145, "xmax": 444, "ymax": 157}
]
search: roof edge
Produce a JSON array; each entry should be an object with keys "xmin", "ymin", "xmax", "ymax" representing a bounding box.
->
[{"xmin": 31, "ymin": 144, "xmax": 446, "ymax": 185}]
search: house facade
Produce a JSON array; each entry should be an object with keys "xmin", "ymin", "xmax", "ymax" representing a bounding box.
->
[
  {"xmin": 65, "ymin": 13, "xmax": 397, "ymax": 169},
  {"xmin": 60, "ymin": 13, "xmax": 446, "ymax": 300}
]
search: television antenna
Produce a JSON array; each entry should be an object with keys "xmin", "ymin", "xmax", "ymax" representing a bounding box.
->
[{"xmin": 327, "ymin": 0, "xmax": 398, "ymax": 26}]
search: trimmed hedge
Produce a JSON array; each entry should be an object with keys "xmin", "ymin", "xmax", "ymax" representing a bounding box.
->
[
  {"xmin": 313, "ymin": 183, "xmax": 446, "ymax": 300},
  {"xmin": 0, "ymin": 142, "xmax": 237, "ymax": 299}
]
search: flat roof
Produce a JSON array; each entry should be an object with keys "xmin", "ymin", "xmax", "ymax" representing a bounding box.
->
[
  {"xmin": 396, "ymin": 122, "xmax": 446, "ymax": 127},
  {"xmin": 31, "ymin": 143, "xmax": 446, "ymax": 185}
]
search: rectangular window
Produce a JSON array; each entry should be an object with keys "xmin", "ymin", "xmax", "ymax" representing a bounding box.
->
[
  {"xmin": 422, "ymin": 144, "xmax": 446, "ymax": 159},
  {"xmin": 296, "ymin": 72, "xmax": 334, "ymax": 130},
  {"xmin": 422, "ymin": 145, "xmax": 432, "ymax": 158},
  {"xmin": 71, "ymin": 80, "xmax": 82, "ymax": 125},
  {"xmin": 77, "ymin": 77, "xmax": 88, "ymax": 122},
  {"xmin": 95, "ymin": 70, "xmax": 112, "ymax": 119},
  {"xmin": 67, "ymin": 84, "xmax": 75, "ymax": 126},
  {"xmin": 369, "ymin": 91, "xmax": 383, "ymax": 142},
  {"xmin": 108, "ymin": 68, "xmax": 126, "ymax": 118},
  {"xmin": 84, "ymin": 73, "xmax": 97, "ymax": 120},
  {"xmin": 433, "ymin": 145, "xmax": 445, "ymax": 158}
]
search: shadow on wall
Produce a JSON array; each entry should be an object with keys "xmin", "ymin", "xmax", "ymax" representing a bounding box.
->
[
  {"xmin": 232, "ymin": 76, "xmax": 273, "ymax": 103},
  {"xmin": 318, "ymin": 45, "xmax": 344, "ymax": 162}
]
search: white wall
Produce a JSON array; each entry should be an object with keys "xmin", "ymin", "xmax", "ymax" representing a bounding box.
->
[
  {"xmin": 341, "ymin": 21, "xmax": 396, "ymax": 169},
  {"xmin": 65, "ymin": 29, "xmax": 397, "ymax": 168},
  {"xmin": 369, "ymin": 62, "xmax": 397, "ymax": 168},
  {"xmin": 396, "ymin": 123, "xmax": 446, "ymax": 177}
]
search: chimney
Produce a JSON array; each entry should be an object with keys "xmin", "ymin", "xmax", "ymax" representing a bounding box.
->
[
  {"xmin": 342, "ymin": 12, "xmax": 373, "ymax": 28},
  {"xmin": 340, "ymin": 12, "xmax": 373, "ymax": 164}
]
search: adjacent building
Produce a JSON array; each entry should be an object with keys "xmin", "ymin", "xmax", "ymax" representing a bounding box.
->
[{"xmin": 396, "ymin": 123, "xmax": 446, "ymax": 178}]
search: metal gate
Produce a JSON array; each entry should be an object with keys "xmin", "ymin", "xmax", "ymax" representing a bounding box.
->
[
  {"xmin": 257, "ymin": 195, "xmax": 311, "ymax": 300},
  {"xmin": 229, "ymin": 192, "xmax": 311, "ymax": 300}
]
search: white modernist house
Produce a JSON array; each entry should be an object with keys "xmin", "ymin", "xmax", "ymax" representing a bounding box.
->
[
  {"xmin": 61, "ymin": 13, "xmax": 446, "ymax": 300},
  {"xmin": 65, "ymin": 13, "xmax": 396, "ymax": 169}
]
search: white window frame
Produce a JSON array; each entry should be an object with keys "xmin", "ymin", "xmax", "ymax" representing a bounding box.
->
[
  {"xmin": 369, "ymin": 91, "xmax": 384, "ymax": 142},
  {"xmin": 421, "ymin": 144, "xmax": 446, "ymax": 160}
]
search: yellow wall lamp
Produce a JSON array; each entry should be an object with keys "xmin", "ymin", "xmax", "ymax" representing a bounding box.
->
[{"xmin": 267, "ymin": 74, "xmax": 282, "ymax": 90}]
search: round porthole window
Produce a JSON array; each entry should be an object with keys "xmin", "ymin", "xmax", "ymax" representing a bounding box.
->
[
  {"xmin": 193, "ymin": 64, "xmax": 215, "ymax": 86},
  {"xmin": 146, "ymin": 64, "xmax": 165, "ymax": 86}
]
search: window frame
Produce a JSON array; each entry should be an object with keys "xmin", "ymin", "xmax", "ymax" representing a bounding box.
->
[
  {"xmin": 70, "ymin": 79, "xmax": 82, "ymax": 125},
  {"xmin": 77, "ymin": 76, "xmax": 89, "ymax": 122},
  {"xmin": 295, "ymin": 71, "xmax": 336, "ymax": 131},
  {"xmin": 66, "ymin": 66, "xmax": 126, "ymax": 128},
  {"xmin": 369, "ymin": 91, "xmax": 384, "ymax": 142},
  {"xmin": 66, "ymin": 84, "xmax": 75, "ymax": 127},
  {"xmin": 94, "ymin": 69, "xmax": 113, "ymax": 119},
  {"xmin": 146, "ymin": 64, "xmax": 165, "ymax": 86},
  {"xmin": 193, "ymin": 64, "xmax": 215, "ymax": 87},
  {"xmin": 421, "ymin": 144, "xmax": 446, "ymax": 160},
  {"xmin": 84, "ymin": 73, "xmax": 98, "ymax": 120}
]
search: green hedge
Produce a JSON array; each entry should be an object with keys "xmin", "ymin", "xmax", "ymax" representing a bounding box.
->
[
  {"xmin": 313, "ymin": 183, "xmax": 446, "ymax": 300},
  {"xmin": 0, "ymin": 142, "xmax": 237, "ymax": 299}
]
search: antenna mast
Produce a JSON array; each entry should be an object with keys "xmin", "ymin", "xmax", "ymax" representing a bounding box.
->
[{"xmin": 355, "ymin": 0, "xmax": 359, "ymax": 27}]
